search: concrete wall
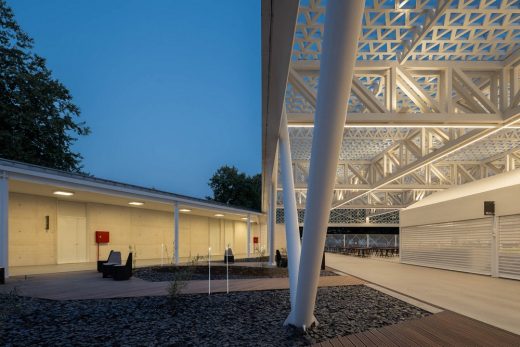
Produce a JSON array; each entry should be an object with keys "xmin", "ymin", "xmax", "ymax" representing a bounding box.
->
[
  {"xmin": 178, "ymin": 214, "xmax": 252, "ymax": 260},
  {"xmin": 275, "ymin": 223, "xmax": 288, "ymax": 251},
  {"xmin": 9, "ymin": 193, "xmax": 58, "ymax": 266},
  {"xmin": 8, "ymin": 192, "xmax": 263, "ymax": 267},
  {"xmin": 86, "ymin": 202, "xmax": 173, "ymax": 262},
  {"xmin": 401, "ymin": 183, "xmax": 520, "ymax": 227}
]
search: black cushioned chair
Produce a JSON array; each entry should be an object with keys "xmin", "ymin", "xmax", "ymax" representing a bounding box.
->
[
  {"xmin": 101, "ymin": 251, "xmax": 122, "ymax": 277},
  {"xmin": 224, "ymin": 248, "xmax": 234, "ymax": 263},
  {"xmin": 112, "ymin": 252, "xmax": 133, "ymax": 281},
  {"xmin": 98, "ymin": 250, "xmax": 121, "ymax": 272}
]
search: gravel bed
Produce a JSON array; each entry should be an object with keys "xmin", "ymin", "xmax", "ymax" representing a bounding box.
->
[
  {"xmin": 0, "ymin": 285, "xmax": 429, "ymax": 346},
  {"xmin": 232, "ymin": 256, "xmax": 269, "ymax": 263},
  {"xmin": 134, "ymin": 265, "xmax": 338, "ymax": 282}
]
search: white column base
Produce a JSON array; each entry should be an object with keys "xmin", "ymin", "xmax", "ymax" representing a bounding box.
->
[{"xmin": 284, "ymin": 312, "xmax": 318, "ymax": 330}]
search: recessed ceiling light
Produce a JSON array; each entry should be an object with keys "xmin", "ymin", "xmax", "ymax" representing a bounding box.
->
[
  {"xmin": 179, "ymin": 208, "xmax": 191, "ymax": 213},
  {"xmin": 53, "ymin": 191, "xmax": 74, "ymax": 196},
  {"xmin": 128, "ymin": 201, "xmax": 144, "ymax": 206},
  {"xmin": 214, "ymin": 213, "xmax": 224, "ymax": 217},
  {"xmin": 241, "ymin": 217, "xmax": 248, "ymax": 220}
]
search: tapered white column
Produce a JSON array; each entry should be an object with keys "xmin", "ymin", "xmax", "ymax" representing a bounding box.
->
[
  {"xmin": 247, "ymin": 214, "xmax": 251, "ymax": 257},
  {"xmin": 268, "ymin": 181, "xmax": 276, "ymax": 265},
  {"xmin": 174, "ymin": 202, "xmax": 179, "ymax": 265},
  {"xmin": 268, "ymin": 149, "xmax": 279, "ymax": 265},
  {"xmin": 0, "ymin": 172, "xmax": 8, "ymax": 278},
  {"xmin": 279, "ymin": 110, "xmax": 301, "ymax": 311},
  {"xmin": 288, "ymin": 0, "xmax": 364, "ymax": 328}
]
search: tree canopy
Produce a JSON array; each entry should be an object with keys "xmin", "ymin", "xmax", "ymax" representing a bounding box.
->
[
  {"xmin": 207, "ymin": 165, "xmax": 261, "ymax": 211},
  {"xmin": 0, "ymin": 0, "xmax": 89, "ymax": 172}
]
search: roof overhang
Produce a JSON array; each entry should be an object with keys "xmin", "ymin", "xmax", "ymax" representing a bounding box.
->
[
  {"xmin": 0, "ymin": 159, "xmax": 263, "ymax": 221},
  {"xmin": 261, "ymin": 0, "xmax": 299, "ymax": 212}
]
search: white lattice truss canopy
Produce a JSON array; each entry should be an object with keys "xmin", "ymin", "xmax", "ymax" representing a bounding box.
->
[{"xmin": 278, "ymin": 0, "xmax": 520, "ymax": 225}]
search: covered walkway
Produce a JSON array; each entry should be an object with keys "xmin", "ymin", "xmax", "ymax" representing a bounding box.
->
[{"xmin": 326, "ymin": 253, "xmax": 520, "ymax": 335}]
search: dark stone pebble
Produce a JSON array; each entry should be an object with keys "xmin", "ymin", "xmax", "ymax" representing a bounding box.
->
[
  {"xmin": 0, "ymin": 285, "xmax": 430, "ymax": 346},
  {"xmin": 134, "ymin": 265, "xmax": 338, "ymax": 282}
]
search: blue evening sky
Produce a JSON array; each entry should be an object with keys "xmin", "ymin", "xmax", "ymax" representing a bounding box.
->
[{"xmin": 8, "ymin": 0, "xmax": 261, "ymax": 198}]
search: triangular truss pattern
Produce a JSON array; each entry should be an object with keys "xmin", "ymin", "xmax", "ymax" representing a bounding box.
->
[
  {"xmin": 279, "ymin": 125, "xmax": 520, "ymax": 222},
  {"xmin": 276, "ymin": 0, "xmax": 520, "ymax": 225},
  {"xmin": 285, "ymin": 65, "xmax": 510, "ymax": 117},
  {"xmin": 293, "ymin": 0, "xmax": 520, "ymax": 61}
]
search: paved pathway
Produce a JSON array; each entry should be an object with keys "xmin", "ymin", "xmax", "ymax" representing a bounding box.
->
[
  {"xmin": 0, "ymin": 270, "xmax": 363, "ymax": 300},
  {"xmin": 326, "ymin": 252, "xmax": 520, "ymax": 335},
  {"xmin": 8, "ymin": 259, "xmax": 271, "ymax": 276}
]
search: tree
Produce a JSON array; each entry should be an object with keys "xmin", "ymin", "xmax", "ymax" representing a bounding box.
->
[
  {"xmin": 207, "ymin": 165, "xmax": 261, "ymax": 211},
  {"xmin": 0, "ymin": 0, "xmax": 90, "ymax": 172}
]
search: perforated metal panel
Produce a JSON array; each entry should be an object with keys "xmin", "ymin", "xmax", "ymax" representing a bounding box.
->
[
  {"xmin": 326, "ymin": 234, "xmax": 398, "ymax": 248},
  {"xmin": 275, "ymin": 208, "xmax": 370, "ymax": 224},
  {"xmin": 401, "ymin": 218, "xmax": 492, "ymax": 275},
  {"xmin": 498, "ymin": 215, "xmax": 520, "ymax": 280}
]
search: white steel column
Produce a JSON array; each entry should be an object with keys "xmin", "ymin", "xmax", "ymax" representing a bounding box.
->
[
  {"xmin": 0, "ymin": 171, "xmax": 8, "ymax": 278},
  {"xmin": 268, "ymin": 149, "xmax": 279, "ymax": 265},
  {"xmin": 268, "ymin": 181, "xmax": 276, "ymax": 265},
  {"xmin": 288, "ymin": 0, "xmax": 364, "ymax": 328},
  {"xmin": 174, "ymin": 202, "xmax": 179, "ymax": 265},
  {"xmin": 279, "ymin": 109, "xmax": 301, "ymax": 310},
  {"xmin": 247, "ymin": 214, "xmax": 251, "ymax": 257}
]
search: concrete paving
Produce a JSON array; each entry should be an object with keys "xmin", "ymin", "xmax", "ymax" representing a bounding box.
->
[
  {"xmin": 326, "ymin": 252, "xmax": 520, "ymax": 335},
  {"xmin": 9, "ymin": 259, "xmax": 167, "ymax": 276},
  {"xmin": 0, "ymin": 270, "xmax": 364, "ymax": 300},
  {"xmin": 8, "ymin": 259, "xmax": 274, "ymax": 277}
]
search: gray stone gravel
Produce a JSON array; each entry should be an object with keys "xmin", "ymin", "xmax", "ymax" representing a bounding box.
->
[
  {"xmin": 0, "ymin": 285, "xmax": 430, "ymax": 346},
  {"xmin": 135, "ymin": 265, "xmax": 338, "ymax": 282}
]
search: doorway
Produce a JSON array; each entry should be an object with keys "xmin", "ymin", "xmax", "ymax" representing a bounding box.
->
[
  {"xmin": 57, "ymin": 216, "xmax": 87, "ymax": 264},
  {"xmin": 57, "ymin": 201, "xmax": 88, "ymax": 264}
]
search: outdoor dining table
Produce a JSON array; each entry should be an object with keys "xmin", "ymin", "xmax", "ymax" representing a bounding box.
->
[
  {"xmin": 374, "ymin": 247, "xmax": 399, "ymax": 257},
  {"xmin": 352, "ymin": 247, "xmax": 371, "ymax": 257}
]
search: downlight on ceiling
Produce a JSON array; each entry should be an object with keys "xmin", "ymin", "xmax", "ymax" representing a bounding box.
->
[
  {"xmin": 53, "ymin": 191, "xmax": 74, "ymax": 196},
  {"xmin": 179, "ymin": 208, "xmax": 192, "ymax": 213},
  {"xmin": 241, "ymin": 217, "xmax": 248, "ymax": 220},
  {"xmin": 214, "ymin": 213, "xmax": 224, "ymax": 217},
  {"xmin": 128, "ymin": 201, "xmax": 144, "ymax": 206}
]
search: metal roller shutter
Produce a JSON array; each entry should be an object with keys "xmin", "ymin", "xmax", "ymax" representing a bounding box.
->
[
  {"xmin": 401, "ymin": 218, "xmax": 492, "ymax": 275},
  {"xmin": 498, "ymin": 215, "xmax": 520, "ymax": 280}
]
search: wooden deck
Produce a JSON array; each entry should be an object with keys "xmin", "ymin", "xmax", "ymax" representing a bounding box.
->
[{"xmin": 313, "ymin": 311, "xmax": 520, "ymax": 347}]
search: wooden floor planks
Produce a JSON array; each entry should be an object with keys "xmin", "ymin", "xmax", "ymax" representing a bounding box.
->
[{"xmin": 312, "ymin": 311, "xmax": 520, "ymax": 347}]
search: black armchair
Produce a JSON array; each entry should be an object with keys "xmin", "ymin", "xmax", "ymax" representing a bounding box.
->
[
  {"xmin": 224, "ymin": 248, "xmax": 235, "ymax": 263},
  {"xmin": 101, "ymin": 251, "xmax": 122, "ymax": 277},
  {"xmin": 98, "ymin": 250, "xmax": 122, "ymax": 272},
  {"xmin": 112, "ymin": 252, "xmax": 133, "ymax": 281}
]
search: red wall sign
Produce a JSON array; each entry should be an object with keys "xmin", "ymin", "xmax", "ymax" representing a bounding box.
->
[
  {"xmin": 253, "ymin": 237, "xmax": 259, "ymax": 244},
  {"xmin": 95, "ymin": 231, "xmax": 110, "ymax": 244}
]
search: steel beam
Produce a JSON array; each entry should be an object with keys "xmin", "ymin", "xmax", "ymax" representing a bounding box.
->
[
  {"xmin": 287, "ymin": 112, "xmax": 503, "ymax": 127},
  {"xmin": 332, "ymin": 113, "xmax": 520, "ymax": 209}
]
